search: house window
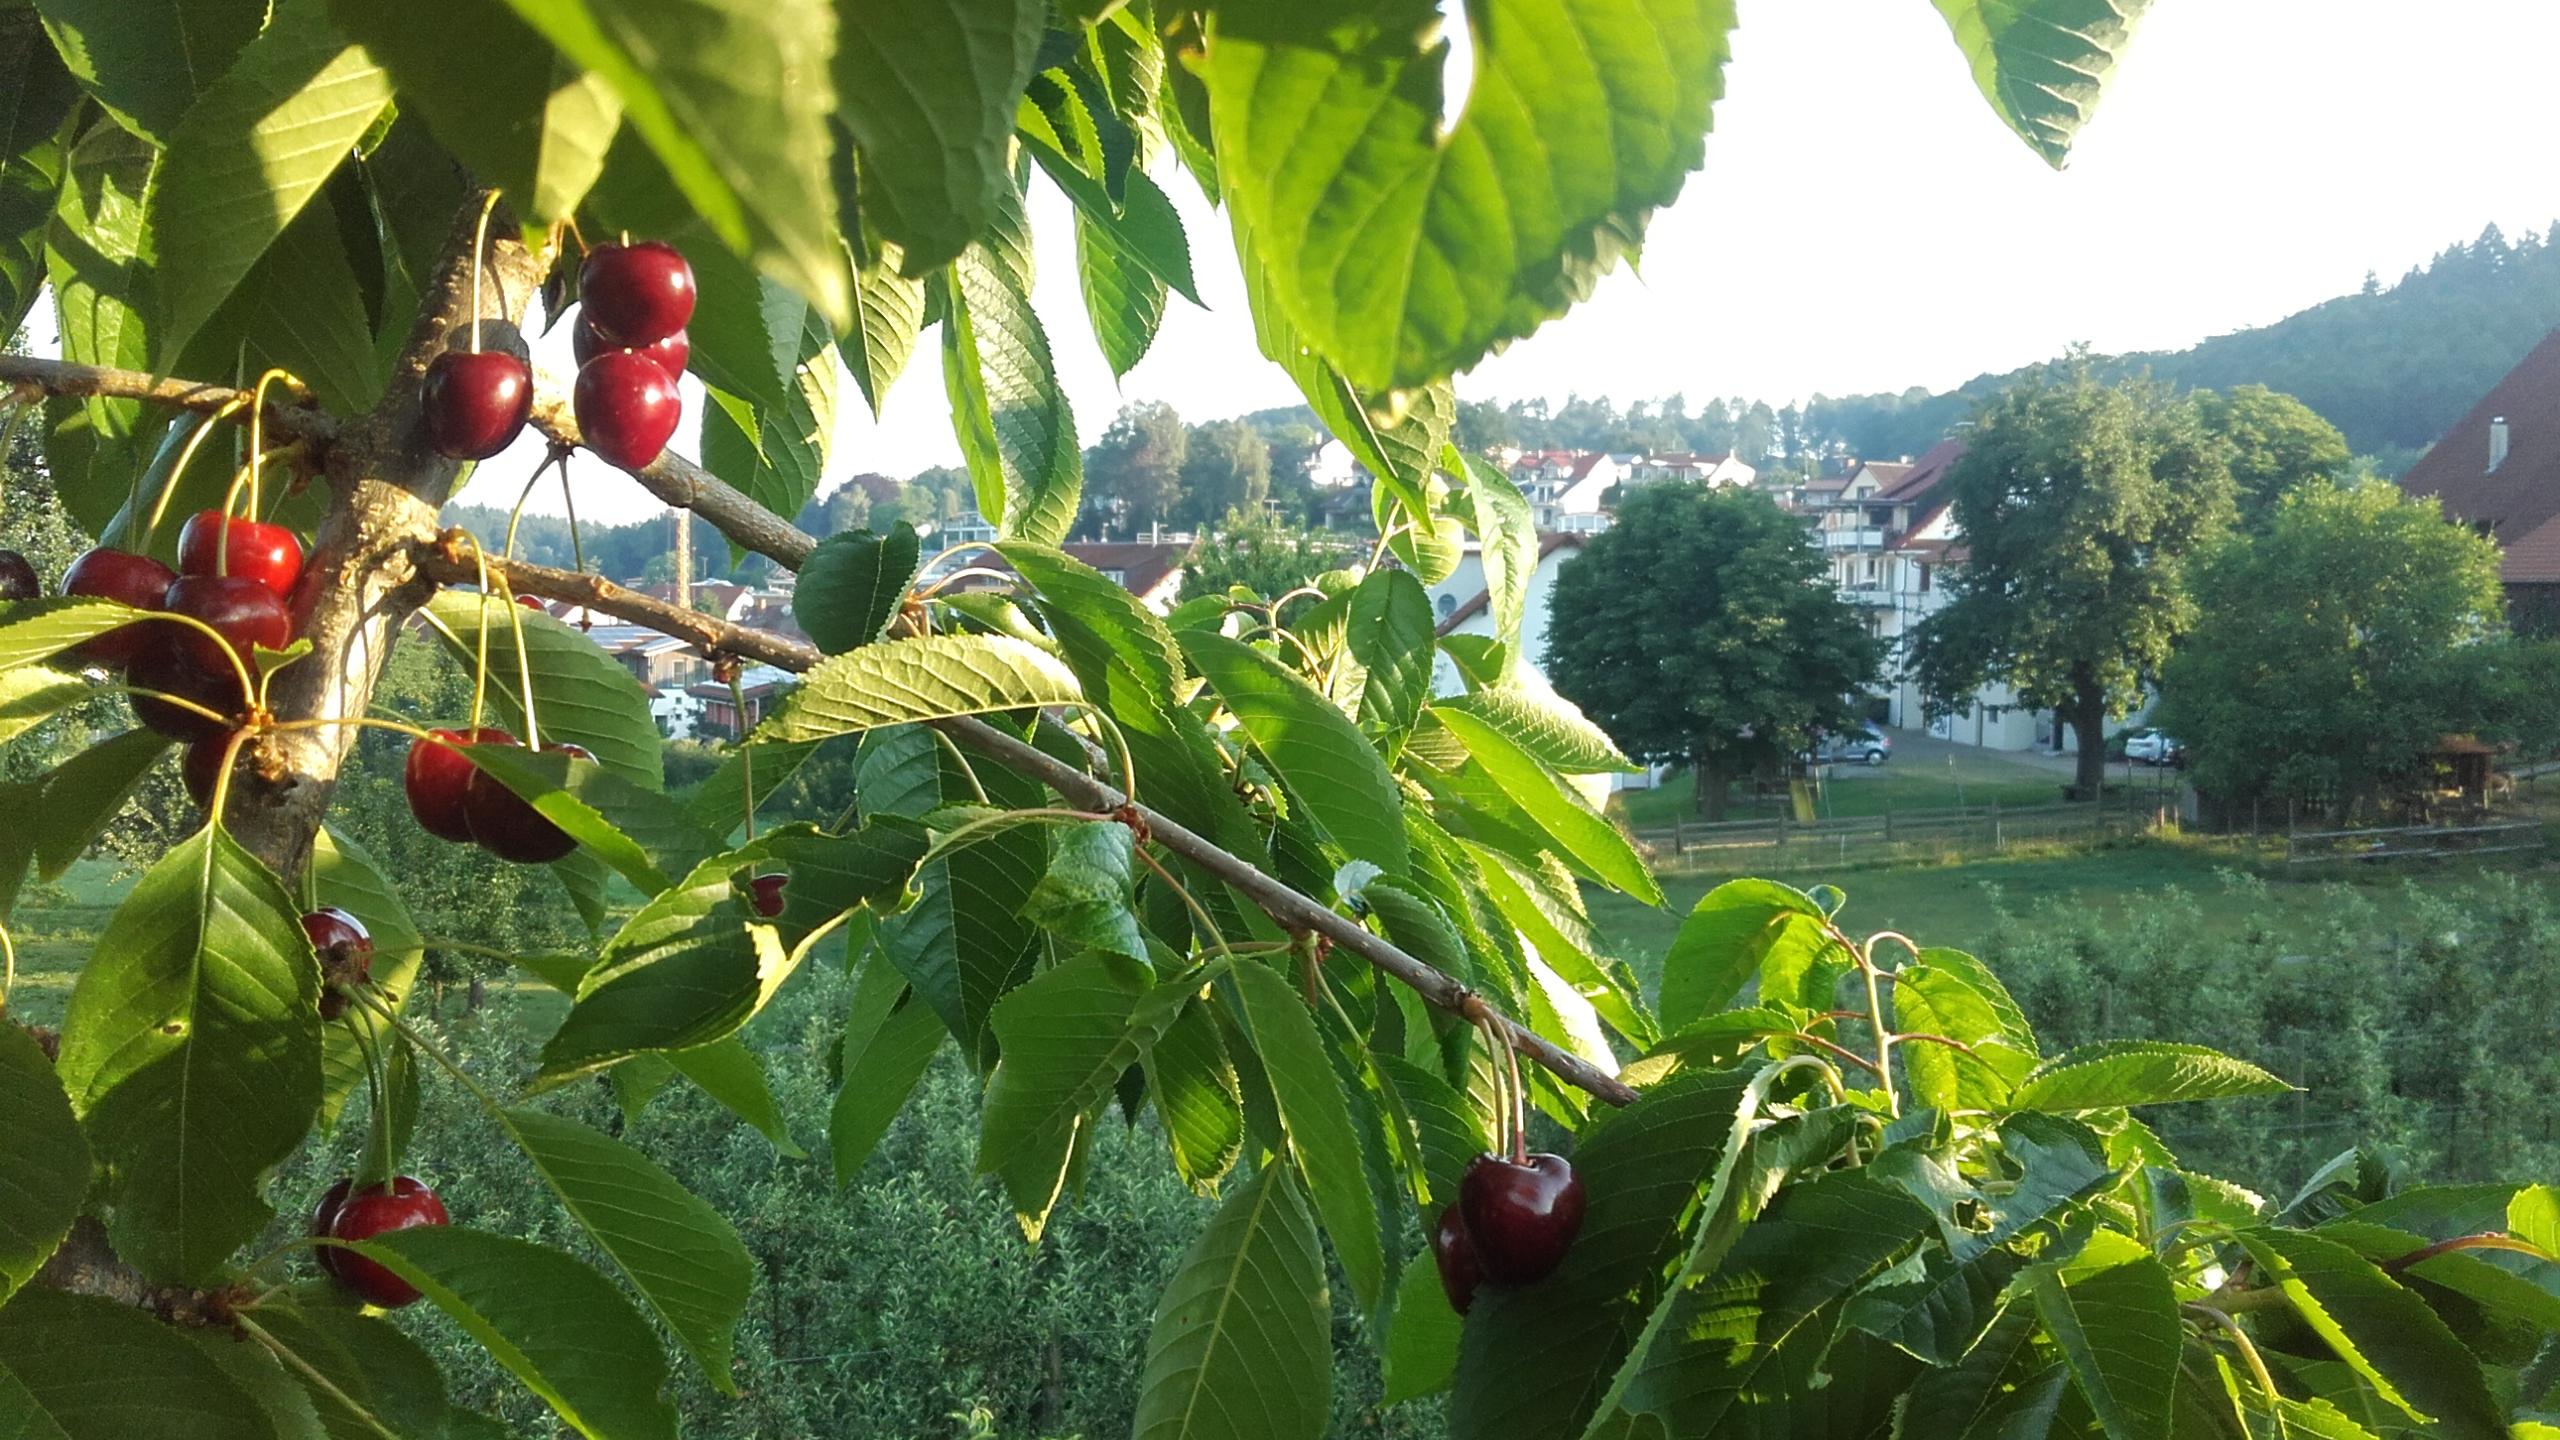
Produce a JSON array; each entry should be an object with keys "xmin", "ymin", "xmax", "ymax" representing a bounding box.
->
[{"xmin": 1918, "ymin": 563, "xmax": 1932, "ymax": 592}]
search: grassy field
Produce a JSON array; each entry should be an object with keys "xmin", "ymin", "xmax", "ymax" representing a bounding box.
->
[
  {"xmin": 1584, "ymin": 832, "xmax": 2549, "ymax": 984},
  {"xmin": 1610, "ymin": 745, "xmax": 2112, "ymax": 826}
]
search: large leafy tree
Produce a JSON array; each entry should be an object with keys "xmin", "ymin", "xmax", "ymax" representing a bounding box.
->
[
  {"xmin": 2159, "ymin": 478, "xmax": 2531, "ymax": 818},
  {"xmin": 2195, "ymin": 383, "xmax": 2355, "ymax": 527},
  {"xmin": 1, "ymin": 4, "xmax": 2554, "ymax": 1440},
  {"xmin": 1084, "ymin": 400, "xmax": 1190, "ymax": 539},
  {"xmin": 1908, "ymin": 357, "xmax": 2235, "ymax": 797},
  {"xmin": 1545, "ymin": 484, "xmax": 1880, "ymax": 818}
]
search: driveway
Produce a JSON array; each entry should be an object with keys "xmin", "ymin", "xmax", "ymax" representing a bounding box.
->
[{"xmin": 1873, "ymin": 726, "xmax": 2081, "ymax": 778}]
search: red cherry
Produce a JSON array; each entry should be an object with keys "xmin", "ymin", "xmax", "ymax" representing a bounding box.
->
[
  {"xmin": 61, "ymin": 547, "xmax": 178, "ymax": 668},
  {"xmin": 577, "ymin": 240, "xmax": 695, "ymax": 346},
  {"xmin": 1432, "ymin": 1202, "xmax": 1483, "ymax": 1315},
  {"xmin": 463, "ymin": 740, "xmax": 593, "ymax": 864},
  {"xmin": 161, "ymin": 573, "xmax": 292, "ymax": 676},
  {"xmin": 572, "ymin": 352, "xmax": 681, "ymax": 469},
  {"xmin": 327, "ymin": 1176, "xmax": 449, "ymax": 1308},
  {"xmin": 422, "ymin": 349, "xmax": 534, "ymax": 460},
  {"xmin": 126, "ymin": 633, "xmax": 242, "ymax": 741},
  {"xmin": 176, "ymin": 511, "xmax": 302, "ymax": 600},
  {"xmin": 310, "ymin": 1177, "xmax": 354, "ymax": 1280},
  {"xmin": 748, "ymin": 873, "xmax": 788, "ymax": 919},
  {"xmin": 573, "ymin": 320, "xmax": 689, "ymax": 382},
  {"xmin": 0, "ymin": 550, "xmax": 35, "ymax": 601},
  {"xmin": 302, "ymin": 906, "xmax": 374, "ymax": 1020},
  {"xmin": 180, "ymin": 732, "xmax": 246, "ymax": 809},
  {"xmin": 1458, "ymin": 1152, "xmax": 1586, "ymax": 1286},
  {"xmin": 517, "ymin": 595, "xmax": 546, "ymax": 610},
  {"xmin": 404, "ymin": 726, "xmax": 516, "ymax": 843}
]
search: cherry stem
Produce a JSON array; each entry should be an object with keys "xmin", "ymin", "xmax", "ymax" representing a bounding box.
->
[
  {"xmin": 243, "ymin": 367, "xmax": 299, "ymax": 518},
  {"xmin": 111, "ymin": 683, "xmax": 237, "ymax": 732},
  {"xmin": 2381, "ymin": 1232, "xmax": 2557, "ymax": 1271},
  {"xmin": 467, "ymin": 189, "xmax": 503, "ymax": 355},
  {"xmin": 2183, "ymin": 1303, "xmax": 2283, "ymax": 1405},
  {"xmin": 143, "ymin": 397, "xmax": 249, "ymax": 550},
  {"xmin": 557, "ymin": 446, "xmax": 588, "ymax": 578},
  {"xmin": 204, "ymin": 725, "xmax": 255, "ymax": 831},
  {"xmin": 1790, "ymin": 1030, "xmax": 1886, "ymax": 1078},
  {"xmin": 0, "ymin": 917, "xmax": 16, "ymax": 1010},
  {"xmin": 347, "ymin": 985, "xmax": 505, "ymax": 1114},
  {"xmin": 731, "ymin": 671, "xmax": 755, "ymax": 842},
  {"xmin": 1500, "ymin": 1023, "xmax": 1529, "ymax": 1163},
  {"xmin": 343, "ymin": 1004, "xmax": 396, "ymax": 1185},
  {"xmin": 1134, "ymin": 844, "xmax": 1238, "ymax": 966}
]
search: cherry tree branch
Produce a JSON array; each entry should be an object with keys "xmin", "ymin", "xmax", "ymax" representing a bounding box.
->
[
  {"xmin": 431, "ymin": 549, "xmax": 1642, "ymax": 1108},
  {"xmin": 0, "ymin": 356, "xmax": 341, "ymax": 446},
  {"xmin": 525, "ymin": 396, "xmax": 819, "ymax": 569}
]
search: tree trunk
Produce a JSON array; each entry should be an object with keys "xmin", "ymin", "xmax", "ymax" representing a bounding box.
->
[
  {"xmin": 1694, "ymin": 751, "xmax": 1731, "ymax": 821},
  {"xmin": 224, "ymin": 197, "xmax": 546, "ymax": 883},
  {"xmin": 2070, "ymin": 682, "xmax": 2108, "ymax": 800}
]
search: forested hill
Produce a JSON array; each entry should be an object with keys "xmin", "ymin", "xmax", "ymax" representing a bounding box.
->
[{"xmin": 1809, "ymin": 224, "xmax": 2560, "ymax": 470}]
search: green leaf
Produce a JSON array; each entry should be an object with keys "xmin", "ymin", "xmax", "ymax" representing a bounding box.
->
[
  {"xmin": 879, "ymin": 818, "xmax": 1045, "ymax": 1067},
  {"xmin": 1930, "ymin": 0, "xmax": 2151, "ymax": 168},
  {"xmin": 1020, "ymin": 821, "xmax": 1149, "ymax": 965},
  {"xmin": 834, "ymin": 0, "xmax": 1044, "ymax": 272},
  {"xmin": 1226, "ymin": 959, "xmax": 1385, "ymax": 1309},
  {"xmin": 496, "ymin": 0, "xmax": 848, "ymax": 328},
  {"xmin": 321, "ymin": 0, "xmax": 621, "ymax": 226},
  {"xmin": 1345, "ymin": 568, "xmax": 1433, "ymax": 755},
  {"xmin": 28, "ymin": 0, "xmax": 266, "ymax": 145},
  {"xmin": 0, "ymin": 1288, "xmax": 273, "ymax": 1440},
  {"xmin": 1891, "ymin": 960, "xmax": 2038, "ymax": 1111},
  {"xmin": 980, "ymin": 953, "xmax": 1191, "ymax": 1235},
  {"xmin": 308, "ymin": 827, "xmax": 425, "ymax": 1132},
  {"xmin": 828, "ymin": 953, "xmax": 946, "ymax": 1184},
  {"xmin": 151, "ymin": 0, "xmax": 394, "ymax": 359},
  {"xmin": 751, "ymin": 634, "xmax": 1084, "ymax": 743},
  {"xmin": 0, "ymin": 11, "xmax": 79, "ymax": 335},
  {"xmin": 0, "ymin": 727, "xmax": 168, "ymax": 918},
  {"xmin": 1433, "ymin": 686, "xmax": 1636, "ymax": 774},
  {"xmin": 183, "ymin": 1331, "xmax": 328, "ymax": 1440},
  {"xmin": 1453, "ymin": 450, "xmax": 1538, "ymax": 668},
  {"xmin": 940, "ymin": 184, "xmax": 1082, "ymax": 547},
  {"xmin": 0, "ymin": 1024, "xmax": 85, "ymax": 1305},
  {"xmin": 1384, "ymin": 1247, "xmax": 1461, "ymax": 1404},
  {"xmin": 1075, "ymin": 193, "xmax": 1168, "ymax": 377},
  {"xmin": 1146, "ymin": 996, "xmax": 1245, "ymax": 1195},
  {"xmin": 0, "ymin": 598, "xmax": 146, "ymax": 673},
  {"xmin": 1205, "ymin": 0, "xmax": 1737, "ymax": 391},
  {"xmin": 2320, "ymin": 1220, "xmax": 2560, "ymax": 1333},
  {"xmin": 2012, "ymin": 1040, "xmax": 2291, "ymax": 1113},
  {"xmin": 2030, "ymin": 1228, "xmax": 2179, "ymax": 1440},
  {"xmin": 1653, "ymin": 880, "xmax": 1835, "ymax": 1028},
  {"xmin": 1613, "ymin": 1169, "xmax": 1936, "ymax": 1434},
  {"xmin": 699, "ymin": 312, "xmax": 838, "ymax": 553},
  {"xmin": 2513, "ymin": 1185, "xmax": 2560, "ymax": 1256},
  {"xmin": 681, "ymin": 736, "xmax": 827, "ymax": 838},
  {"xmin": 423, "ymin": 592, "xmax": 664, "ymax": 790},
  {"xmin": 1181, "ymin": 629, "xmax": 1407, "ymax": 877},
  {"xmin": 345, "ymin": 1226, "xmax": 678, "ymax": 1440},
  {"xmin": 498, "ymin": 1107, "xmax": 756, "ymax": 1395},
  {"xmin": 1891, "ymin": 1307, "xmax": 2068, "ymax": 1440},
  {"xmin": 230, "ymin": 1303, "xmax": 456, "ymax": 1440},
  {"xmin": 2232, "ymin": 1228, "xmax": 2506, "ymax": 1438},
  {"xmin": 1434, "ymin": 703, "xmax": 1662, "ymax": 905},
  {"xmin": 841, "ymin": 254, "xmax": 928, "ymax": 418},
  {"xmin": 1131, "ymin": 1161, "xmax": 1332, "ymax": 1440},
  {"xmin": 55, "ymin": 822, "xmax": 318, "ymax": 1283},
  {"xmin": 794, "ymin": 527, "xmax": 923, "ymax": 655},
  {"xmin": 667, "ymin": 1039, "xmax": 803, "ymax": 1156},
  {"xmin": 456, "ymin": 742, "xmax": 719, "ymax": 894}
]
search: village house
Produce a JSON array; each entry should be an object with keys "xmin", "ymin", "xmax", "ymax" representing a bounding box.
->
[{"xmin": 2398, "ymin": 325, "xmax": 2560, "ymax": 636}]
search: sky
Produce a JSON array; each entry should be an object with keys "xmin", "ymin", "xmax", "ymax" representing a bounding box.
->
[{"xmin": 433, "ymin": 1, "xmax": 2560, "ymax": 523}]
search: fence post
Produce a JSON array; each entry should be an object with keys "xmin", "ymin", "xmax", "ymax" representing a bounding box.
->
[
  {"xmin": 1991, "ymin": 799, "xmax": 2003, "ymax": 852},
  {"xmin": 1672, "ymin": 818, "xmax": 1684, "ymax": 857}
]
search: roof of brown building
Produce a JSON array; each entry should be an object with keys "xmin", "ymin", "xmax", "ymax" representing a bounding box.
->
[
  {"xmin": 2400, "ymin": 326, "xmax": 2560, "ymax": 583},
  {"xmin": 1058, "ymin": 540, "xmax": 1196, "ymax": 598}
]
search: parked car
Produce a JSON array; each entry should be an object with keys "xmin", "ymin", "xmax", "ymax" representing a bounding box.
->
[
  {"xmin": 2124, "ymin": 728, "xmax": 2184, "ymax": 765},
  {"xmin": 1808, "ymin": 723, "xmax": 1892, "ymax": 766}
]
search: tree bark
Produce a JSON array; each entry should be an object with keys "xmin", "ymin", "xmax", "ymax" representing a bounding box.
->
[
  {"xmin": 2069, "ymin": 678, "xmax": 2109, "ymax": 800},
  {"xmin": 1695, "ymin": 750, "xmax": 1731, "ymax": 821},
  {"xmin": 225, "ymin": 196, "xmax": 546, "ymax": 881}
]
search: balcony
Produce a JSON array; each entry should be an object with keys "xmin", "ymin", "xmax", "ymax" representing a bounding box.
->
[{"xmin": 1820, "ymin": 527, "xmax": 1888, "ymax": 552}]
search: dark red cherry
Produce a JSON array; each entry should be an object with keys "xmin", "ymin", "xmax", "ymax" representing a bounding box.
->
[
  {"xmin": 422, "ymin": 349, "xmax": 533, "ymax": 460},
  {"xmin": 328, "ymin": 1176, "xmax": 449, "ymax": 1308},
  {"xmin": 572, "ymin": 352, "xmax": 681, "ymax": 469},
  {"xmin": 1458, "ymin": 1152, "xmax": 1586, "ymax": 1286},
  {"xmin": 517, "ymin": 594, "xmax": 546, "ymax": 610},
  {"xmin": 748, "ymin": 873, "xmax": 788, "ymax": 919},
  {"xmin": 180, "ymin": 731, "xmax": 246, "ymax": 809},
  {"xmin": 162, "ymin": 573, "xmax": 292, "ymax": 676},
  {"xmin": 573, "ymin": 320, "xmax": 689, "ymax": 382},
  {"xmin": 404, "ymin": 726, "xmax": 516, "ymax": 843},
  {"xmin": 176, "ymin": 510, "xmax": 302, "ymax": 600},
  {"xmin": 310, "ymin": 1177, "xmax": 354, "ymax": 1280},
  {"xmin": 577, "ymin": 240, "xmax": 695, "ymax": 345},
  {"xmin": 1432, "ymin": 1202, "xmax": 1483, "ymax": 1315},
  {"xmin": 61, "ymin": 547, "xmax": 178, "ymax": 667},
  {"xmin": 302, "ymin": 906, "xmax": 374, "ymax": 1020},
  {"xmin": 126, "ymin": 633, "xmax": 243, "ymax": 741},
  {"xmin": 463, "ymin": 740, "xmax": 593, "ymax": 864},
  {"xmin": 0, "ymin": 550, "xmax": 35, "ymax": 601}
]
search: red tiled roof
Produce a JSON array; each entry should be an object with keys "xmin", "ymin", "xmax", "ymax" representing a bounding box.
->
[
  {"xmin": 1435, "ymin": 534, "xmax": 1585, "ymax": 634},
  {"xmin": 2400, "ymin": 327, "xmax": 2560, "ymax": 584},
  {"xmin": 1862, "ymin": 461, "xmax": 1915, "ymax": 488},
  {"xmin": 1875, "ymin": 438, "xmax": 1966, "ymax": 502},
  {"xmin": 1058, "ymin": 540, "xmax": 1196, "ymax": 598}
]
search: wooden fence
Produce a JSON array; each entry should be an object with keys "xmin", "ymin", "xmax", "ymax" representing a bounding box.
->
[
  {"xmin": 1630, "ymin": 800, "xmax": 2149, "ymax": 867},
  {"xmin": 2280, "ymin": 820, "xmax": 2547, "ymax": 866}
]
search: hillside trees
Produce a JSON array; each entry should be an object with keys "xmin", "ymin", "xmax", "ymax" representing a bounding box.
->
[
  {"xmin": 1, "ymin": 3, "xmax": 2555, "ymax": 1439},
  {"xmin": 1545, "ymin": 485, "xmax": 1879, "ymax": 818},
  {"xmin": 1909, "ymin": 357, "xmax": 2235, "ymax": 797}
]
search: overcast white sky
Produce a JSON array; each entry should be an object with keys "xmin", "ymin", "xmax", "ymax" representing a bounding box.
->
[{"xmin": 454, "ymin": 1, "xmax": 2560, "ymax": 523}]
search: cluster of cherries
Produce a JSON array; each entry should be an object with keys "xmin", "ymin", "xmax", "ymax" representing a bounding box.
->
[
  {"xmin": 1431, "ymin": 1118, "xmax": 1586, "ymax": 1313},
  {"xmin": 402, "ymin": 726, "xmax": 592, "ymax": 864},
  {"xmin": 419, "ymin": 239, "xmax": 694, "ymax": 470}
]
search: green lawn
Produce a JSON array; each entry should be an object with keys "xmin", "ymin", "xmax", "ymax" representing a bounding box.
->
[{"xmin": 1611, "ymin": 746, "xmax": 2092, "ymax": 826}]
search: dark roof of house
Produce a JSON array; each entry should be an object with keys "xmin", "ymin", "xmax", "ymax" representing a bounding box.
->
[
  {"xmin": 1861, "ymin": 461, "xmax": 1915, "ymax": 489},
  {"xmin": 2400, "ymin": 327, "xmax": 2560, "ymax": 584},
  {"xmin": 1435, "ymin": 534, "xmax": 1585, "ymax": 634},
  {"xmin": 1875, "ymin": 438, "xmax": 1966, "ymax": 502},
  {"xmin": 1058, "ymin": 540, "xmax": 1196, "ymax": 597}
]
